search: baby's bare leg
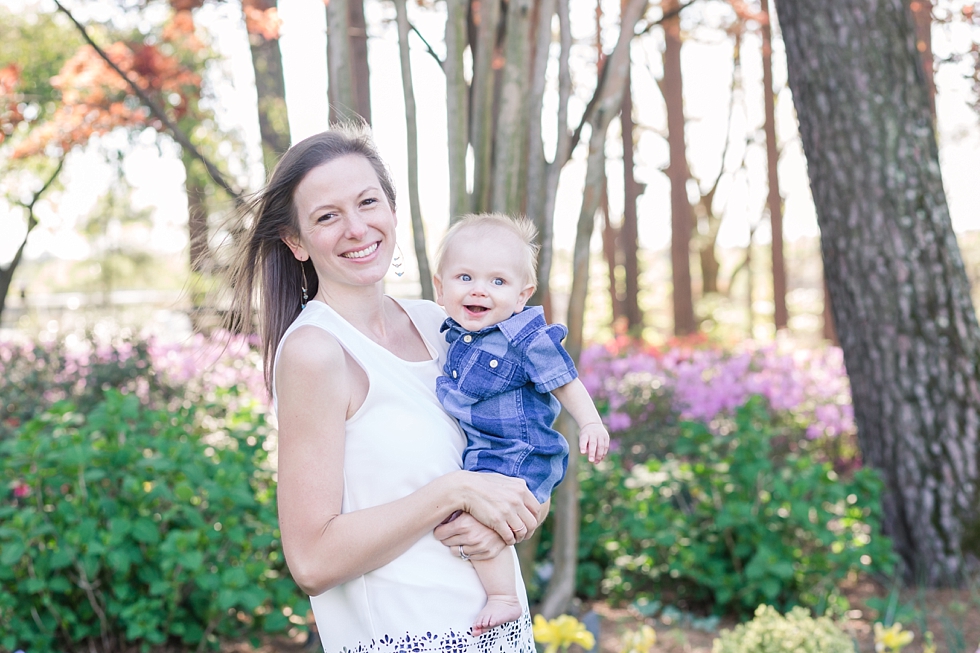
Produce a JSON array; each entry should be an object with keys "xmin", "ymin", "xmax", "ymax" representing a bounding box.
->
[{"xmin": 470, "ymin": 553, "xmax": 522, "ymax": 636}]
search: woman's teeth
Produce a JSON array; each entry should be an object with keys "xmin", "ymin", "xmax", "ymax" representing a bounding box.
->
[{"xmin": 342, "ymin": 242, "xmax": 379, "ymax": 259}]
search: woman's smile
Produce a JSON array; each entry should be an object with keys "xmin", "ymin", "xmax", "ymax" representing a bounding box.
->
[{"xmin": 342, "ymin": 241, "xmax": 381, "ymax": 260}]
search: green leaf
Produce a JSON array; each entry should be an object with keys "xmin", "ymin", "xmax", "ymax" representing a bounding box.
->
[
  {"xmin": 1, "ymin": 541, "xmax": 25, "ymax": 566},
  {"xmin": 49, "ymin": 548, "xmax": 73, "ymax": 570},
  {"xmin": 263, "ymin": 610, "xmax": 289, "ymax": 633},
  {"xmin": 131, "ymin": 519, "xmax": 160, "ymax": 544},
  {"xmin": 174, "ymin": 483, "xmax": 194, "ymax": 502}
]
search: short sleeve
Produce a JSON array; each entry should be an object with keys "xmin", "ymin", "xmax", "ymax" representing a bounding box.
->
[{"xmin": 523, "ymin": 323, "xmax": 578, "ymax": 393}]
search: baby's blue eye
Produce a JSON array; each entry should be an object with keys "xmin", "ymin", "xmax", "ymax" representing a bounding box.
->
[
  {"xmin": 492, "ymin": 278, "xmax": 504, "ymax": 286},
  {"xmin": 460, "ymin": 274, "xmax": 471, "ymax": 282}
]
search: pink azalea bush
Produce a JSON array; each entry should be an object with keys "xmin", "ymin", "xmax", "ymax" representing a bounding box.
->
[
  {"xmin": 0, "ymin": 332, "xmax": 267, "ymax": 443},
  {"xmin": 579, "ymin": 338, "xmax": 855, "ymax": 444}
]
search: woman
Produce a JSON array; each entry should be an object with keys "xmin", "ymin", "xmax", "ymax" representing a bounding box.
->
[{"xmin": 228, "ymin": 126, "xmax": 542, "ymax": 653}]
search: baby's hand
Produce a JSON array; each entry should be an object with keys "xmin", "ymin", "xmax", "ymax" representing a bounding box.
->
[{"xmin": 579, "ymin": 422, "xmax": 610, "ymax": 464}]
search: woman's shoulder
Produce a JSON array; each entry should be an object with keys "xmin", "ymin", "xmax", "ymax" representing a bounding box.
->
[
  {"xmin": 394, "ymin": 298, "xmax": 448, "ymax": 333},
  {"xmin": 277, "ymin": 324, "xmax": 346, "ymax": 375}
]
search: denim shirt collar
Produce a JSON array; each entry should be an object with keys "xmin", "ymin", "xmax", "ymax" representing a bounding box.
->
[{"xmin": 440, "ymin": 306, "xmax": 546, "ymax": 344}]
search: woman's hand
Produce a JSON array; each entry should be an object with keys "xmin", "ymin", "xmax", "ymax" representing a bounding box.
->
[
  {"xmin": 434, "ymin": 513, "xmax": 507, "ymax": 561},
  {"xmin": 454, "ymin": 471, "xmax": 539, "ymax": 545}
]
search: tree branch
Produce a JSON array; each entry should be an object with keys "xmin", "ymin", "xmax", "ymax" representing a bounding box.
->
[
  {"xmin": 634, "ymin": 0, "xmax": 700, "ymax": 36},
  {"xmin": 52, "ymin": 0, "xmax": 243, "ymax": 203},
  {"xmin": 410, "ymin": 22, "xmax": 444, "ymax": 70},
  {"xmin": 13, "ymin": 155, "xmax": 67, "ymax": 230}
]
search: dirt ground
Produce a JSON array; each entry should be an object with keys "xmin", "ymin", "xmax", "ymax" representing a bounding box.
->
[
  {"xmin": 224, "ymin": 578, "xmax": 980, "ymax": 653},
  {"xmin": 594, "ymin": 578, "xmax": 980, "ymax": 653}
]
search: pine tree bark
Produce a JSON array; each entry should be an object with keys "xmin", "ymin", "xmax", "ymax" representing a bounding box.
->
[
  {"xmin": 662, "ymin": 0, "xmax": 696, "ymax": 336},
  {"xmin": 777, "ymin": 0, "xmax": 980, "ymax": 584}
]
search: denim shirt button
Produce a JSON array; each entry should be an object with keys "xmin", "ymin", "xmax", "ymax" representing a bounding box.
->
[
  {"xmin": 489, "ymin": 359, "xmax": 498, "ymax": 368},
  {"xmin": 463, "ymin": 335, "xmax": 473, "ymax": 343},
  {"xmin": 452, "ymin": 370, "xmax": 458, "ymax": 378}
]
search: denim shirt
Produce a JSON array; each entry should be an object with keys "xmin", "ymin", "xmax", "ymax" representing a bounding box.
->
[{"xmin": 436, "ymin": 306, "xmax": 577, "ymax": 502}]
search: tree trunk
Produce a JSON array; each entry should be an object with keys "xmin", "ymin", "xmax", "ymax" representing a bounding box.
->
[
  {"xmin": 242, "ymin": 0, "xmax": 291, "ymax": 174},
  {"xmin": 394, "ymin": 0, "xmax": 434, "ymax": 300},
  {"xmin": 348, "ymin": 0, "xmax": 371, "ymax": 124},
  {"xmin": 909, "ymin": 0, "xmax": 935, "ymax": 121},
  {"xmin": 445, "ymin": 0, "xmax": 470, "ymax": 222},
  {"xmin": 469, "ymin": 0, "xmax": 502, "ymax": 213},
  {"xmin": 777, "ymin": 0, "xmax": 980, "ymax": 585},
  {"xmin": 0, "ymin": 157, "xmax": 64, "ymax": 327},
  {"xmin": 0, "ymin": 235, "xmax": 29, "ymax": 327},
  {"xmin": 540, "ymin": 122, "xmax": 605, "ymax": 620},
  {"xmin": 186, "ymin": 164, "xmax": 212, "ymax": 274},
  {"xmin": 823, "ymin": 278, "xmax": 839, "ymax": 344},
  {"xmin": 761, "ymin": 0, "xmax": 788, "ymax": 330},
  {"xmin": 530, "ymin": 0, "xmax": 572, "ymax": 316},
  {"xmin": 600, "ymin": 174, "xmax": 625, "ymax": 323},
  {"xmin": 539, "ymin": 0, "xmax": 647, "ymax": 618},
  {"xmin": 620, "ymin": 64, "xmax": 643, "ymax": 331},
  {"xmin": 326, "ymin": 0, "xmax": 355, "ymax": 123},
  {"xmin": 699, "ymin": 238, "xmax": 721, "ymax": 294},
  {"xmin": 662, "ymin": 0, "xmax": 696, "ymax": 336},
  {"xmin": 491, "ymin": 0, "xmax": 533, "ymax": 215}
]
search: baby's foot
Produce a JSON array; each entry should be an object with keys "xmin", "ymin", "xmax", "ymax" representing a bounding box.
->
[{"xmin": 472, "ymin": 595, "xmax": 522, "ymax": 636}]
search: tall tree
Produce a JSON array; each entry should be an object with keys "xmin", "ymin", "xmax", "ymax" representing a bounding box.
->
[
  {"xmin": 241, "ymin": 0, "xmax": 291, "ymax": 172},
  {"xmin": 662, "ymin": 0, "xmax": 696, "ymax": 335},
  {"xmin": 909, "ymin": 0, "xmax": 935, "ymax": 120},
  {"xmin": 540, "ymin": 0, "xmax": 649, "ymax": 617},
  {"xmin": 348, "ymin": 0, "xmax": 371, "ymax": 124},
  {"xmin": 777, "ymin": 0, "xmax": 980, "ymax": 584},
  {"xmin": 691, "ymin": 31, "xmax": 743, "ymax": 297},
  {"xmin": 0, "ymin": 8, "xmax": 80, "ymax": 324},
  {"xmin": 326, "ymin": 0, "xmax": 355, "ymax": 123},
  {"xmin": 394, "ymin": 0, "xmax": 434, "ymax": 300},
  {"xmin": 760, "ymin": 0, "xmax": 788, "ymax": 329},
  {"xmin": 620, "ymin": 64, "xmax": 643, "ymax": 330},
  {"xmin": 491, "ymin": 0, "xmax": 533, "ymax": 214}
]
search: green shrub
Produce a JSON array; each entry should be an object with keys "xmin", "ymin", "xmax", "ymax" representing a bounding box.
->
[
  {"xmin": 0, "ymin": 337, "xmax": 173, "ymax": 441},
  {"xmin": 0, "ymin": 390, "xmax": 304, "ymax": 652},
  {"xmin": 712, "ymin": 605, "xmax": 856, "ymax": 653},
  {"xmin": 578, "ymin": 397, "xmax": 895, "ymax": 613}
]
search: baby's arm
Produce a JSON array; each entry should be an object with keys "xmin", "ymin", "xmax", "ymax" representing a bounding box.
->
[{"xmin": 552, "ymin": 379, "xmax": 610, "ymax": 463}]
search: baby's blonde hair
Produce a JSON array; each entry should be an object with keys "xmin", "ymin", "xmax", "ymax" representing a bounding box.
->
[{"xmin": 436, "ymin": 213, "xmax": 540, "ymax": 286}]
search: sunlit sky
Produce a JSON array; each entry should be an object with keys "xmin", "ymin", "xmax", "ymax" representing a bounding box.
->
[{"xmin": 2, "ymin": 0, "xmax": 979, "ymax": 277}]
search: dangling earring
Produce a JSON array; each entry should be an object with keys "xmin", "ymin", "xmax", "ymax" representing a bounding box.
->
[
  {"xmin": 391, "ymin": 243, "xmax": 405, "ymax": 278},
  {"xmin": 300, "ymin": 261, "xmax": 309, "ymax": 309}
]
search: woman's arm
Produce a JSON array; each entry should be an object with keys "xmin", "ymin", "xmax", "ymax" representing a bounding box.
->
[
  {"xmin": 275, "ymin": 327, "xmax": 539, "ymax": 596},
  {"xmin": 433, "ymin": 498, "xmax": 552, "ymax": 560}
]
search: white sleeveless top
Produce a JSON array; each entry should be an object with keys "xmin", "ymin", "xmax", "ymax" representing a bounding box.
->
[{"xmin": 272, "ymin": 298, "xmax": 534, "ymax": 653}]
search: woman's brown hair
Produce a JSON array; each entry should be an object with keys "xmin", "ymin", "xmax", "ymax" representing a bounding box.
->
[{"xmin": 226, "ymin": 125, "xmax": 397, "ymax": 395}]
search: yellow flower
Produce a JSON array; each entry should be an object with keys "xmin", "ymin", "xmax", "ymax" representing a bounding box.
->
[
  {"xmin": 533, "ymin": 614, "xmax": 596, "ymax": 653},
  {"xmin": 620, "ymin": 624, "xmax": 657, "ymax": 653},
  {"xmin": 874, "ymin": 622, "xmax": 914, "ymax": 652},
  {"xmin": 922, "ymin": 630, "xmax": 936, "ymax": 653}
]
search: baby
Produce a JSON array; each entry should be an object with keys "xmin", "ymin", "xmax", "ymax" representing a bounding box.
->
[{"xmin": 433, "ymin": 212, "xmax": 610, "ymax": 635}]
